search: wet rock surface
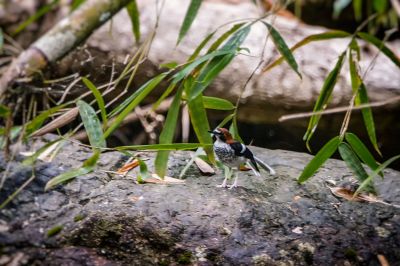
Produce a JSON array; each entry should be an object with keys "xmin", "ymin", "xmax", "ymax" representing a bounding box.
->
[{"xmin": 1, "ymin": 135, "xmax": 400, "ymax": 265}]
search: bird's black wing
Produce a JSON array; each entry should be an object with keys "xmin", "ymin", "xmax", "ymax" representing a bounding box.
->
[{"xmin": 229, "ymin": 141, "xmax": 260, "ymax": 172}]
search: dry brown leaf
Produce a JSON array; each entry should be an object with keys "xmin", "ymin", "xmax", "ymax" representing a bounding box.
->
[
  {"xmin": 142, "ymin": 174, "xmax": 185, "ymax": 185},
  {"xmin": 239, "ymin": 165, "xmax": 251, "ymax": 171},
  {"xmin": 116, "ymin": 159, "xmax": 140, "ymax": 174},
  {"xmin": 31, "ymin": 107, "xmax": 79, "ymax": 137},
  {"xmin": 377, "ymin": 254, "xmax": 390, "ymax": 266},
  {"xmin": 194, "ymin": 157, "xmax": 215, "ymax": 175},
  {"xmin": 329, "ymin": 187, "xmax": 382, "ymax": 203}
]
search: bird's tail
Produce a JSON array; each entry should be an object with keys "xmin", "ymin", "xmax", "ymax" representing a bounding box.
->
[{"xmin": 254, "ymin": 156, "xmax": 276, "ymax": 175}]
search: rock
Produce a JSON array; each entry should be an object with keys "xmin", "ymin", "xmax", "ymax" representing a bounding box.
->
[{"xmin": 0, "ymin": 135, "xmax": 399, "ymax": 265}]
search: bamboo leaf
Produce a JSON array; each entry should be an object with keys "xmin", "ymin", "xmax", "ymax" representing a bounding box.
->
[
  {"xmin": 263, "ymin": 30, "xmax": 351, "ymax": 72},
  {"xmin": 137, "ymin": 159, "xmax": 149, "ymax": 183},
  {"xmin": 45, "ymin": 151, "xmax": 99, "ymax": 191},
  {"xmin": 357, "ymin": 32, "xmax": 400, "ymax": 68},
  {"xmin": 349, "ymin": 40, "xmax": 361, "ymax": 93},
  {"xmin": 172, "ymin": 50, "xmax": 236, "ymax": 84},
  {"xmin": 126, "ymin": 0, "xmax": 141, "ymax": 43},
  {"xmin": 345, "ymin": 133, "xmax": 381, "ymax": 173},
  {"xmin": 187, "ymin": 94, "xmax": 215, "ymax": 163},
  {"xmin": 216, "ymin": 113, "xmax": 235, "ymax": 128},
  {"xmin": 0, "ymin": 28, "xmax": 3, "ymax": 52},
  {"xmin": 155, "ymin": 85, "xmax": 184, "ymax": 177},
  {"xmin": 70, "ymin": 0, "xmax": 86, "ymax": 11},
  {"xmin": 177, "ymin": 0, "xmax": 203, "ymax": 44},
  {"xmin": 188, "ymin": 32, "xmax": 215, "ymax": 61},
  {"xmin": 105, "ymin": 73, "xmax": 168, "ymax": 137},
  {"xmin": 202, "ymin": 96, "xmax": 235, "ymax": 110},
  {"xmin": 338, "ymin": 143, "xmax": 374, "ymax": 193},
  {"xmin": 304, "ymin": 52, "xmax": 345, "ymax": 149},
  {"xmin": 355, "ymin": 155, "xmax": 400, "ymax": 195},
  {"xmin": 26, "ymin": 103, "xmax": 69, "ymax": 136},
  {"xmin": 262, "ymin": 22, "xmax": 302, "ymax": 79},
  {"xmin": 229, "ymin": 116, "xmax": 244, "ymax": 143},
  {"xmin": 188, "ymin": 26, "xmax": 251, "ymax": 100},
  {"xmin": 116, "ymin": 143, "xmax": 210, "ymax": 151},
  {"xmin": 153, "ymin": 82, "xmax": 176, "ymax": 110},
  {"xmin": 353, "ymin": 0, "xmax": 362, "ymax": 21},
  {"xmin": 77, "ymin": 100, "xmax": 106, "ymax": 149},
  {"xmin": 0, "ymin": 126, "xmax": 22, "ymax": 148},
  {"xmin": 298, "ymin": 136, "xmax": 341, "ymax": 183},
  {"xmin": 22, "ymin": 138, "xmax": 62, "ymax": 166},
  {"xmin": 357, "ymin": 83, "xmax": 381, "ymax": 156},
  {"xmin": 373, "ymin": 0, "xmax": 387, "ymax": 13},
  {"xmin": 206, "ymin": 23, "xmax": 245, "ymax": 53},
  {"xmin": 82, "ymin": 77, "xmax": 107, "ymax": 126},
  {"xmin": 13, "ymin": 0, "xmax": 60, "ymax": 36}
]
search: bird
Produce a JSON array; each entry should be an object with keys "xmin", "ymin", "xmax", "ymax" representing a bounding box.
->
[{"xmin": 209, "ymin": 127, "xmax": 275, "ymax": 189}]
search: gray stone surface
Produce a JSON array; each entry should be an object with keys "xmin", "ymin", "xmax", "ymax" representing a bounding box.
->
[{"xmin": 0, "ymin": 135, "xmax": 399, "ymax": 265}]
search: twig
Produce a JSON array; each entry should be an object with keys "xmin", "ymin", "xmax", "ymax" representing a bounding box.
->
[{"xmin": 279, "ymin": 96, "xmax": 400, "ymax": 122}]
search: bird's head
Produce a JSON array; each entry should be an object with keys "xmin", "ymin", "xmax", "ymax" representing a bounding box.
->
[{"xmin": 208, "ymin": 127, "xmax": 233, "ymax": 142}]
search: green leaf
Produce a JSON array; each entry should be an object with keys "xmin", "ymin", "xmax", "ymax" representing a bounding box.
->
[
  {"xmin": 0, "ymin": 28, "xmax": 3, "ymax": 52},
  {"xmin": 353, "ymin": 0, "xmax": 362, "ymax": 21},
  {"xmin": 105, "ymin": 73, "xmax": 168, "ymax": 137},
  {"xmin": 160, "ymin": 61, "xmax": 179, "ymax": 70},
  {"xmin": 188, "ymin": 26, "xmax": 251, "ymax": 100},
  {"xmin": 155, "ymin": 85, "xmax": 184, "ymax": 177},
  {"xmin": 345, "ymin": 133, "xmax": 381, "ymax": 173},
  {"xmin": 26, "ymin": 103, "xmax": 69, "ymax": 136},
  {"xmin": 0, "ymin": 104, "xmax": 10, "ymax": 117},
  {"xmin": 13, "ymin": 0, "xmax": 60, "ymax": 36},
  {"xmin": 137, "ymin": 159, "xmax": 149, "ymax": 183},
  {"xmin": 188, "ymin": 32, "xmax": 216, "ymax": 61},
  {"xmin": 187, "ymin": 94, "xmax": 215, "ymax": 163},
  {"xmin": 82, "ymin": 77, "xmax": 107, "ymax": 126},
  {"xmin": 229, "ymin": 116, "xmax": 243, "ymax": 143},
  {"xmin": 298, "ymin": 136, "xmax": 341, "ymax": 183},
  {"xmin": 116, "ymin": 143, "xmax": 209, "ymax": 151},
  {"xmin": 338, "ymin": 143, "xmax": 374, "ymax": 192},
  {"xmin": 263, "ymin": 30, "xmax": 351, "ymax": 73},
  {"xmin": 355, "ymin": 154, "xmax": 400, "ymax": 195},
  {"xmin": 262, "ymin": 22, "xmax": 302, "ymax": 79},
  {"xmin": 348, "ymin": 41, "xmax": 361, "ymax": 94},
  {"xmin": 373, "ymin": 0, "xmax": 387, "ymax": 13},
  {"xmin": 70, "ymin": 0, "xmax": 86, "ymax": 11},
  {"xmin": 177, "ymin": 0, "xmax": 203, "ymax": 44},
  {"xmin": 45, "ymin": 151, "xmax": 99, "ymax": 191},
  {"xmin": 206, "ymin": 23, "xmax": 245, "ymax": 53},
  {"xmin": 202, "ymin": 96, "xmax": 235, "ymax": 110},
  {"xmin": 22, "ymin": 138, "xmax": 62, "ymax": 165},
  {"xmin": 0, "ymin": 126, "xmax": 22, "ymax": 149},
  {"xmin": 304, "ymin": 52, "xmax": 345, "ymax": 149},
  {"xmin": 357, "ymin": 83, "xmax": 381, "ymax": 156},
  {"xmin": 126, "ymin": 0, "xmax": 141, "ymax": 43},
  {"xmin": 357, "ymin": 32, "xmax": 400, "ymax": 68},
  {"xmin": 172, "ymin": 50, "xmax": 236, "ymax": 84},
  {"xmin": 152, "ymin": 82, "xmax": 177, "ymax": 111},
  {"xmin": 77, "ymin": 100, "xmax": 106, "ymax": 149},
  {"xmin": 216, "ymin": 113, "xmax": 235, "ymax": 128}
]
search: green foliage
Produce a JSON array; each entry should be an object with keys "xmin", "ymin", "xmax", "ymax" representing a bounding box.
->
[
  {"xmin": 298, "ymin": 136, "xmax": 341, "ymax": 184},
  {"xmin": 13, "ymin": 0, "xmax": 60, "ymax": 36},
  {"xmin": 77, "ymin": 100, "xmax": 106, "ymax": 149},
  {"xmin": 155, "ymin": 85, "xmax": 185, "ymax": 177},
  {"xmin": 262, "ymin": 22, "xmax": 301, "ymax": 79},
  {"xmin": 303, "ymin": 52, "xmax": 345, "ymax": 150},
  {"xmin": 126, "ymin": 0, "xmax": 141, "ymax": 43},
  {"xmin": 202, "ymin": 96, "xmax": 235, "ymax": 110},
  {"xmin": 137, "ymin": 158, "xmax": 150, "ymax": 183},
  {"xmin": 177, "ymin": 0, "xmax": 203, "ymax": 44},
  {"xmin": 82, "ymin": 77, "xmax": 107, "ymax": 126},
  {"xmin": 46, "ymin": 225, "xmax": 64, "ymax": 237},
  {"xmin": 0, "ymin": 104, "xmax": 10, "ymax": 117},
  {"xmin": 45, "ymin": 151, "xmax": 99, "ymax": 191}
]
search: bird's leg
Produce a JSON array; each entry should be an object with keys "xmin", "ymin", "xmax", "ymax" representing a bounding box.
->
[
  {"xmin": 217, "ymin": 166, "xmax": 231, "ymax": 188},
  {"xmin": 228, "ymin": 171, "xmax": 239, "ymax": 189}
]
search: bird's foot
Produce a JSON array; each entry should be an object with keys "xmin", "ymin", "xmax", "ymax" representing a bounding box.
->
[
  {"xmin": 228, "ymin": 184, "xmax": 238, "ymax": 189},
  {"xmin": 216, "ymin": 179, "xmax": 228, "ymax": 188}
]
